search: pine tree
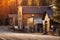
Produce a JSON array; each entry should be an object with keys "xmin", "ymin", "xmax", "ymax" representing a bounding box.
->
[
  {"xmin": 52, "ymin": 0, "xmax": 60, "ymax": 23},
  {"xmin": 56, "ymin": 0, "xmax": 60, "ymax": 11},
  {"xmin": 27, "ymin": 0, "xmax": 47, "ymax": 6}
]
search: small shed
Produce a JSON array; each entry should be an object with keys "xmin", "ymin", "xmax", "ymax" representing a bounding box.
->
[{"xmin": 43, "ymin": 13, "xmax": 51, "ymax": 34}]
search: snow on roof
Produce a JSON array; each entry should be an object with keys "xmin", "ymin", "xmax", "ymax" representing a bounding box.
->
[
  {"xmin": 22, "ymin": 6, "xmax": 53, "ymax": 15},
  {"xmin": 8, "ymin": 14, "xmax": 18, "ymax": 18}
]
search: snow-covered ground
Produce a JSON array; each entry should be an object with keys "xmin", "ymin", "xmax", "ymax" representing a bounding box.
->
[
  {"xmin": 0, "ymin": 33, "xmax": 60, "ymax": 40},
  {"xmin": 0, "ymin": 26, "xmax": 60, "ymax": 40}
]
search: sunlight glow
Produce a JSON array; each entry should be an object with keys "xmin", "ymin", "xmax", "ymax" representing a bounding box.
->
[
  {"xmin": 28, "ymin": 0, "xmax": 32, "ymax": 6},
  {"xmin": 35, "ymin": 0, "xmax": 39, "ymax": 6},
  {"xmin": 17, "ymin": 0, "xmax": 22, "ymax": 5},
  {"xmin": 8, "ymin": 0, "xmax": 15, "ymax": 5}
]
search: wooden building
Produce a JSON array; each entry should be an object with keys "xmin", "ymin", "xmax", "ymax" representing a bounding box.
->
[{"xmin": 8, "ymin": 6, "xmax": 53, "ymax": 33}]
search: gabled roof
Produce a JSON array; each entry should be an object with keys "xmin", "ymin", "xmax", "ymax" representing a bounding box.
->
[{"xmin": 22, "ymin": 6, "xmax": 53, "ymax": 16}]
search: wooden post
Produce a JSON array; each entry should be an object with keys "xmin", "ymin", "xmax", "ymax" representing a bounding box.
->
[
  {"xmin": 47, "ymin": 20, "xmax": 50, "ymax": 34},
  {"xmin": 12, "ymin": 17, "xmax": 15, "ymax": 28}
]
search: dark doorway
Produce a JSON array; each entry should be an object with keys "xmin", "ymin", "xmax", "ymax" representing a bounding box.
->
[
  {"xmin": 5, "ymin": 17, "xmax": 9, "ymax": 25},
  {"xmin": 37, "ymin": 24, "xmax": 43, "ymax": 32},
  {"xmin": 44, "ymin": 21, "xmax": 48, "ymax": 34}
]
